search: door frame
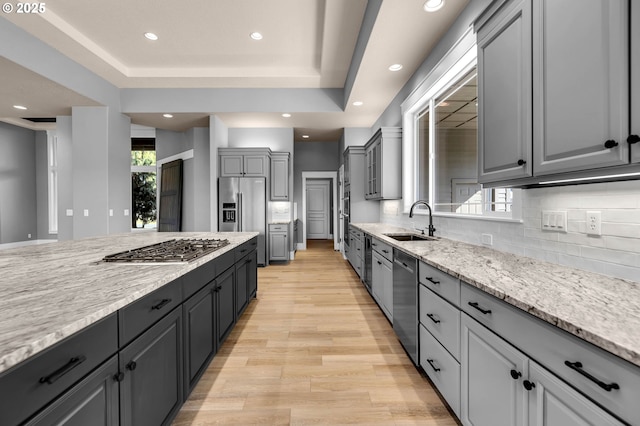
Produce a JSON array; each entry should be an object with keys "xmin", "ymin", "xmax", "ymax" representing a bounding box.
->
[{"xmin": 301, "ymin": 171, "xmax": 338, "ymax": 251}]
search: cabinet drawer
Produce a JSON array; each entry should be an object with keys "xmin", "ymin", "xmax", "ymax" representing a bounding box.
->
[
  {"xmin": 216, "ymin": 249, "xmax": 235, "ymax": 276},
  {"xmin": 371, "ymin": 238, "xmax": 392, "ymax": 260},
  {"xmin": 182, "ymin": 258, "xmax": 216, "ymax": 301},
  {"xmin": 419, "ymin": 324, "xmax": 460, "ymax": 417},
  {"xmin": 0, "ymin": 314, "xmax": 118, "ymax": 426},
  {"xmin": 235, "ymin": 239, "xmax": 255, "ymax": 261},
  {"xmin": 461, "ymin": 282, "xmax": 640, "ymax": 426},
  {"xmin": 119, "ymin": 278, "xmax": 182, "ymax": 347},
  {"xmin": 268, "ymin": 224, "xmax": 288, "ymax": 232},
  {"xmin": 419, "ymin": 261, "xmax": 460, "ymax": 307},
  {"xmin": 419, "ymin": 285, "xmax": 460, "ymax": 360}
]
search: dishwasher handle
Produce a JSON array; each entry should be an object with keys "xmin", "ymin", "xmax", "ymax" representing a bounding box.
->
[{"xmin": 393, "ymin": 257, "xmax": 415, "ymax": 273}]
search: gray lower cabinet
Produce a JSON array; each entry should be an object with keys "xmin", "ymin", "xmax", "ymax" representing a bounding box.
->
[
  {"xmin": 25, "ymin": 355, "xmax": 120, "ymax": 426},
  {"xmin": 461, "ymin": 313, "xmax": 528, "ymax": 426},
  {"xmin": 269, "ymin": 224, "xmax": 289, "ymax": 262},
  {"xmin": 235, "ymin": 249, "xmax": 257, "ymax": 315},
  {"xmin": 216, "ymin": 266, "xmax": 236, "ymax": 347},
  {"xmin": 182, "ymin": 281, "xmax": 216, "ymax": 397},
  {"xmin": 371, "ymin": 249, "xmax": 392, "ymax": 321},
  {"xmin": 119, "ymin": 307, "xmax": 183, "ymax": 426}
]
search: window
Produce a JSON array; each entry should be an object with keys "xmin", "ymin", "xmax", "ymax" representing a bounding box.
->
[
  {"xmin": 47, "ymin": 131, "xmax": 58, "ymax": 234},
  {"xmin": 403, "ymin": 33, "xmax": 517, "ymax": 220},
  {"xmin": 131, "ymin": 138, "xmax": 157, "ymax": 229}
]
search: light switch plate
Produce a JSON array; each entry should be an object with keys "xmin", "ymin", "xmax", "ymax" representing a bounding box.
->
[{"xmin": 542, "ymin": 210, "xmax": 567, "ymax": 233}]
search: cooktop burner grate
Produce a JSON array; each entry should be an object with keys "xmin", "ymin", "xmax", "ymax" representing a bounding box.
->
[{"xmin": 103, "ymin": 238, "xmax": 230, "ymax": 263}]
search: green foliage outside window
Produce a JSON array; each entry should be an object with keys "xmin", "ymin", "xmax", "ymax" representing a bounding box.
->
[{"xmin": 131, "ymin": 150, "xmax": 157, "ymax": 228}]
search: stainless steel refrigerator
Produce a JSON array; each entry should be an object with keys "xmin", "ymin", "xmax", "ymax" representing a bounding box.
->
[{"xmin": 218, "ymin": 177, "xmax": 267, "ymax": 266}]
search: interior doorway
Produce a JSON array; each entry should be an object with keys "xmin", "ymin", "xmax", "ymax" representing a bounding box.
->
[
  {"xmin": 306, "ymin": 179, "xmax": 331, "ymax": 239},
  {"xmin": 301, "ymin": 171, "xmax": 338, "ymax": 250}
]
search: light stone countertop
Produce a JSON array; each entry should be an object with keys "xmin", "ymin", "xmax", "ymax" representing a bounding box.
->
[
  {"xmin": 0, "ymin": 231, "xmax": 258, "ymax": 375},
  {"xmin": 352, "ymin": 223, "xmax": 640, "ymax": 368}
]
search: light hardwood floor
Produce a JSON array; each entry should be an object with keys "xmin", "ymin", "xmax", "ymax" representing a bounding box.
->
[{"xmin": 173, "ymin": 239, "xmax": 458, "ymax": 425}]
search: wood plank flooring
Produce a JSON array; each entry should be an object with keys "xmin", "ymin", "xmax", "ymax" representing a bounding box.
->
[{"xmin": 172, "ymin": 240, "xmax": 458, "ymax": 425}]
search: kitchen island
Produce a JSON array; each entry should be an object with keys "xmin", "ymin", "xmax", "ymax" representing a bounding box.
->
[{"xmin": 0, "ymin": 231, "xmax": 258, "ymax": 425}]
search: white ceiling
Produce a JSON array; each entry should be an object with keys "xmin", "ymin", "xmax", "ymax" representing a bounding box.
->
[{"xmin": 1, "ymin": 0, "xmax": 470, "ymax": 139}]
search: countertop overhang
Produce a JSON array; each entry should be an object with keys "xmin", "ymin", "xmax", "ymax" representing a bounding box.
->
[
  {"xmin": 352, "ymin": 223, "xmax": 640, "ymax": 368},
  {"xmin": 0, "ymin": 231, "xmax": 258, "ymax": 374}
]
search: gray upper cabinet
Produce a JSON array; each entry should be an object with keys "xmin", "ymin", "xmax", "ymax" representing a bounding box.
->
[
  {"xmin": 219, "ymin": 148, "xmax": 270, "ymax": 177},
  {"xmin": 477, "ymin": 0, "xmax": 533, "ymax": 183},
  {"xmin": 532, "ymin": 0, "xmax": 629, "ymax": 176},
  {"xmin": 632, "ymin": 0, "xmax": 640, "ymax": 164},
  {"xmin": 270, "ymin": 152, "xmax": 290, "ymax": 201},
  {"xmin": 364, "ymin": 127, "xmax": 402, "ymax": 200}
]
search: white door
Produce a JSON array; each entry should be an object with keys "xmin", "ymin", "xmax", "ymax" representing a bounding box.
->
[{"xmin": 306, "ymin": 180, "xmax": 330, "ymax": 239}]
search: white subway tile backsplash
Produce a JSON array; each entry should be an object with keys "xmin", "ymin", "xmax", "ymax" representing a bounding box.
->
[{"xmin": 379, "ymin": 180, "xmax": 640, "ymax": 282}]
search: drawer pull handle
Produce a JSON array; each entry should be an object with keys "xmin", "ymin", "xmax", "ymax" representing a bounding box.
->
[
  {"xmin": 564, "ymin": 361, "xmax": 620, "ymax": 392},
  {"xmin": 510, "ymin": 369, "xmax": 522, "ymax": 380},
  {"xmin": 425, "ymin": 276, "xmax": 440, "ymax": 285},
  {"xmin": 240, "ymin": 249, "xmax": 247, "ymax": 253},
  {"xmin": 523, "ymin": 380, "xmax": 536, "ymax": 391},
  {"xmin": 151, "ymin": 298, "xmax": 172, "ymax": 310},
  {"xmin": 39, "ymin": 355, "xmax": 87, "ymax": 385},
  {"xmin": 377, "ymin": 261, "xmax": 382, "ymax": 265},
  {"xmin": 426, "ymin": 359, "xmax": 441, "ymax": 372},
  {"xmin": 382, "ymin": 250, "xmax": 389, "ymax": 254},
  {"xmin": 628, "ymin": 134, "xmax": 640, "ymax": 144},
  {"xmin": 426, "ymin": 313, "xmax": 441, "ymax": 324},
  {"xmin": 604, "ymin": 140, "xmax": 619, "ymax": 149},
  {"xmin": 468, "ymin": 301, "xmax": 492, "ymax": 315}
]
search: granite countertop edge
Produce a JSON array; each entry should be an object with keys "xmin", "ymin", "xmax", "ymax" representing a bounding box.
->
[
  {"xmin": 351, "ymin": 223, "xmax": 640, "ymax": 368},
  {"xmin": 0, "ymin": 231, "xmax": 259, "ymax": 375}
]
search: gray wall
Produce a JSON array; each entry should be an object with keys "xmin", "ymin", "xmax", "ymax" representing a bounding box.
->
[
  {"xmin": 0, "ymin": 122, "xmax": 37, "ymax": 243},
  {"xmin": 56, "ymin": 117, "xmax": 73, "ymax": 241}
]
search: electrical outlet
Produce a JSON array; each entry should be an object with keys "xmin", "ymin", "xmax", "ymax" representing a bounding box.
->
[
  {"xmin": 586, "ymin": 211, "xmax": 601, "ymax": 236},
  {"xmin": 481, "ymin": 233, "xmax": 493, "ymax": 246}
]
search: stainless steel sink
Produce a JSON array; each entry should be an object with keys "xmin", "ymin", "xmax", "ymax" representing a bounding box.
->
[{"xmin": 383, "ymin": 233, "xmax": 437, "ymax": 242}]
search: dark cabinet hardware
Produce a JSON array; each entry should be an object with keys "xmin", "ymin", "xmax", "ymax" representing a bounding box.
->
[
  {"xmin": 628, "ymin": 134, "xmax": 640, "ymax": 144},
  {"xmin": 510, "ymin": 369, "xmax": 522, "ymax": 380},
  {"xmin": 604, "ymin": 140, "xmax": 619, "ymax": 149},
  {"xmin": 377, "ymin": 261, "xmax": 382, "ymax": 265},
  {"xmin": 564, "ymin": 361, "xmax": 620, "ymax": 392},
  {"xmin": 468, "ymin": 301, "xmax": 492, "ymax": 315},
  {"xmin": 426, "ymin": 313, "xmax": 441, "ymax": 324},
  {"xmin": 372, "ymin": 243, "xmax": 377, "ymax": 247},
  {"xmin": 382, "ymin": 249, "xmax": 389, "ymax": 254},
  {"xmin": 425, "ymin": 276, "xmax": 440, "ymax": 285},
  {"xmin": 402, "ymin": 262, "xmax": 408, "ymax": 268},
  {"xmin": 151, "ymin": 298, "xmax": 172, "ymax": 310},
  {"xmin": 426, "ymin": 359, "xmax": 441, "ymax": 372},
  {"xmin": 114, "ymin": 372, "xmax": 125, "ymax": 382},
  {"xmin": 126, "ymin": 361, "xmax": 137, "ymax": 371},
  {"xmin": 39, "ymin": 355, "xmax": 87, "ymax": 385},
  {"xmin": 240, "ymin": 249, "xmax": 247, "ymax": 253},
  {"xmin": 523, "ymin": 380, "xmax": 536, "ymax": 391},
  {"xmin": 517, "ymin": 159, "xmax": 526, "ymax": 166}
]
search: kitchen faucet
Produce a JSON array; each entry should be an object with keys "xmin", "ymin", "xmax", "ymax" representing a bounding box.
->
[{"xmin": 409, "ymin": 200, "xmax": 436, "ymax": 237}]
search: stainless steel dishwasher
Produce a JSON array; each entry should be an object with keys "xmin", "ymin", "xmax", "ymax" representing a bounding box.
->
[{"xmin": 392, "ymin": 248, "xmax": 418, "ymax": 365}]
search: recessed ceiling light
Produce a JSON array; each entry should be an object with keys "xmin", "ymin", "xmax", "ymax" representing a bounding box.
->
[
  {"xmin": 423, "ymin": 0, "xmax": 445, "ymax": 12},
  {"xmin": 13, "ymin": 105, "xmax": 27, "ymax": 110},
  {"xmin": 352, "ymin": 101, "xmax": 364, "ymax": 106},
  {"xmin": 163, "ymin": 113, "xmax": 173, "ymax": 118},
  {"xmin": 144, "ymin": 32, "xmax": 158, "ymax": 41},
  {"xmin": 302, "ymin": 135, "xmax": 310, "ymax": 139},
  {"xmin": 282, "ymin": 113, "xmax": 291, "ymax": 118},
  {"xmin": 250, "ymin": 32, "xmax": 263, "ymax": 40},
  {"xmin": 388, "ymin": 64, "xmax": 403, "ymax": 71}
]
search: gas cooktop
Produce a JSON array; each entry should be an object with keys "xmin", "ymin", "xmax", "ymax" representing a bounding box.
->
[{"xmin": 102, "ymin": 238, "xmax": 230, "ymax": 264}]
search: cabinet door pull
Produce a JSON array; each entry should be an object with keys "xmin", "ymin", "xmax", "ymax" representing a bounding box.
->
[
  {"xmin": 377, "ymin": 261, "xmax": 382, "ymax": 265},
  {"xmin": 426, "ymin": 313, "xmax": 441, "ymax": 324},
  {"xmin": 114, "ymin": 372, "xmax": 125, "ymax": 382},
  {"xmin": 604, "ymin": 140, "xmax": 619, "ymax": 149},
  {"xmin": 564, "ymin": 361, "xmax": 620, "ymax": 392},
  {"xmin": 468, "ymin": 301, "xmax": 492, "ymax": 315},
  {"xmin": 517, "ymin": 159, "xmax": 526, "ymax": 166},
  {"xmin": 126, "ymin": 361, "xmax": 137, "ymax": 371},
  {"xmin": 426, "ymin": 359, "xmax": 441, "ymax": 372},
  {"xmin": 510, "ymin": 369, "xmax": 522, "ymax": 380},
  {"xmin": 523, "ymin": 380, "xmax": 536, "ymax": 391},
  {"xmin": 39, "ymin": 355, "xmax": 87, "ymax": 385},
  {"xmin": 627, "ymin": 134, "xmax": 640, "ymax": 144},
  {"xmin": 425, "ymin": 276, "xmax": 440, "ymax": 285},
  {"xmin": 151, "ymin": 298, "xmax": 172, "ymax": 310}
]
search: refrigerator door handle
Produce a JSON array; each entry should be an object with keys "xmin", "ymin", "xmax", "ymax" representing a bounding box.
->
[{"xmin": 238, "ymin": 192, "xmax": 242, "ymax": 231}]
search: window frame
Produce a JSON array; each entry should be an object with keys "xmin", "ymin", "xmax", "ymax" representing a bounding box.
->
[{"xmin": 400, "ymin": 29, "xmax": 520, "ymax": 221}]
